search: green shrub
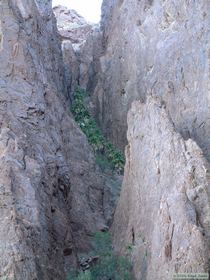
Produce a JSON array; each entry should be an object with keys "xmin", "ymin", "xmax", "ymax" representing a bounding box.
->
[
  {"xmin": 95, "ymin": 154, "xmax": 114, "ymax": 172},
  {"xmin": 67, "ymin": 270, "xmax": 92, "ymax": 280},
  {"xmin": 91, "ymin": 231, "xmax": 112, "ymax": 256},
  {"xmin": 67, "ymin": 232, "xmax": 132, "ymax": 280},
  {"xmin": 90, "ymin": 232, "xmax": 132, "ymax": 280},
  {"xmin": 71, "ymin": 88, "xmax": 125, "ymax": 173}
]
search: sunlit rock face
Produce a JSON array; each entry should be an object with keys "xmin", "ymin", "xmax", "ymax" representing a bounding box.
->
[
  {"xmin": 0, "ymin": 1, "xmax": 108, "ymax": 279},
  {"xmin": 112, "ymin": 97, "xmax": 210, "ymax": 280},
  {"xmin": 96, "ymin": 0, "xmax": 209, "ymax": 155}
]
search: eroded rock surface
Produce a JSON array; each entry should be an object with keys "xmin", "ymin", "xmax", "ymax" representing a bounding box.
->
[
  {"xmin": 53, "ymin": 5, "xmax": 93, "ymax": 45},
  {"xmin": 0, "ymin": 1, "xmax": 111, "ymax": 279},
  {"xmin": 95, "ymin": 0, "xmax": 209, "ymax": 155},
  {"xmin": 53, "ymin": 5, "xmax": 102, "ymax": 97},
  {"xmin": 1, "ymin": 0, "xmax": 209, "ymax": 279},
  {"xmin": 112, "ymin": 97, "xmax": 210, "ymax": 279}
]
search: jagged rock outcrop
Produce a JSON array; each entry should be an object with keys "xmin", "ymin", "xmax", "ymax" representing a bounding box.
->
[
  {"xmin": 53, "ymin": 6, "xmax": 210, "ymax": 280},
  {"xmin": 53, "ymin": 5, "xmax": 102, "ymax": 98},
  {"xmin": 112, "ymin": 97, "xmax": 210, "ymax": 279},
  {"xmin": 0, "ymin": 1, "xmax": 113, "ymax": 279},
  {"xmin": 53, "ymin": 5, "xmax": 93, "ymax": 46},
  {"xmin": 98, "ymin": 0, "xmax": 210, "ymax": 278},
  {"xmin": 95, "ymin": 0, "xmax": 209, "ymax": 155},
  {"xmin": 77, "ymin": 28, "xmax": 102, "ymax": 94},
  {"xmin": 1, "ymin": 0, "xmax": 209, "ymax": 279}
]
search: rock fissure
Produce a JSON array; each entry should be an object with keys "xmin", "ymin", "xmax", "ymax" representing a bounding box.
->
[{"xmin": 0, "ymin": 0, "xmax": 209, "ymax": 279}]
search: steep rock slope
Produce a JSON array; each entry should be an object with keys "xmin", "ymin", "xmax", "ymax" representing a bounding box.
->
[
  {"xmin": 0, "ymin": 1, "xmax": 109, "ymax": 279},
  {"xmin": 112, "ymin": 97, "xmax": 210, "ymax": 279},
  {"xmin": 52, "ymin": 1, "xmax": 210, "ymax": 279},
  {"xmin": 53, "ymin": 5, "xmax": 102, "ymax": 97},
  {"xmin": 96, "ymin": 0, "xmax": 209, "ymax": 155},
  {"xmin": 99, "ymin": 0, "xmax": 210, "ymax": 278},
  {"xmin": 53, "ymin": 5, "xmax": 93, "ymax": 45}
]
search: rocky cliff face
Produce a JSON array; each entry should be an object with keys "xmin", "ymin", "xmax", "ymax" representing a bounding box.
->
[
  {"xmin": 1, "ymin": 0, "xmax": 209, "ymax": 279},
  {"xmin": 53, "ymin": 5, "xmax": 102, "ymax": 98},
  {"xmin": 112, "ymin": 97, "xmax": 210, "ymax": 279},
  {"xmin": 95, "ymin": 0, "xmax": 210, "ymax": 278},
  {"xmin": 53, "ymin": 5, "xmax": 93, "ymax": 45},
  {"xmin": 0, "ymin": 1, "xmax": 111, "ymax": 279},
  {"xmin": 95, "ymin": 0, "xmax": 209, "ymax": 155}
]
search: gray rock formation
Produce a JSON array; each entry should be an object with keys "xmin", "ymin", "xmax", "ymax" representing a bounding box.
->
[
  {"xmin": 112, "ymin": 97, "xmax": 210, "ymax": 280},
  {"xmin": 0, "ymin": 1, "xmax": 112, "ymax": 279},
  {"xmin": 77, "ymin": 28, "xmax": 102, "ymax": 94},
  {"xmin": 95, "ymin": 0, "xmax": 209, "ymax": 156},
  {"xmin": 53, "ymin": 5, "xmax": 93, "ymax": 45},
  {"xmin": 1, "ymin": 0, "xmax": 209, "ymax": 279},
  {"xmin": 53, "ymin": 1, "xmax": 210, "ymax": 279},
  {"xmin": 99, "ymin": 1, "xmax": 210, "ymax": 278},
  {"xmin": 53, "ymin": 5, "xmax": 102, "ymax": 98}
]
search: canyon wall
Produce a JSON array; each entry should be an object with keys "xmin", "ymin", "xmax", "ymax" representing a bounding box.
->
[
  {"xmin": 53, "ymin": 5, "xmax": 102, "ymax": 99},
  {"xmin": 0, "ymin": 1, "xmax": 112, "ymax": 279},
  {"xmin": 0, "ymin": 0, "xmax": 209, "ymax": 279},
  {"xmin": 96, "ymin": 0, "xmax": 209, "ymax": 154},
  {"xmin": 96, "ymin": 0, "xmax": 210, "ymax": 278},
  {"xmin": 53, "ymin": 3, "xmax": 210, "ymax": 278},
  {"xmin": 112, "ymin": 97, "xmax": 210, "ymax": 279}
]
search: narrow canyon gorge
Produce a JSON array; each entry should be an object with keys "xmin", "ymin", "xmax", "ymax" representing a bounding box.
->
[{"xmin": 0, "ymin": 0, "xmax": 209, "ymax": 280}]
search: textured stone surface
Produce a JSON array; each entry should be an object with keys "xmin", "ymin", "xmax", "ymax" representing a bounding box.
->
[
  {"xmin": 112, "ymin": 97, "xmax": 210, "ymax": 280},
  {"xmin": 53, "ymin": 5, "xmax": 93, "ymax": 45},
  {"xmin": 1, "ymin": 1, "xmax": 209, "ymax": 279},
  {"xmin": 61, "ymin": 39, "xmax": 79, "ymax": 99},
  {"xmin": 77, "ymin": 27, "xmax": 102, "ymax": 94},
  {"xmin": 54, "ymin": 5, "xmax": 102, "ymax": 97},
  {"xmin": 96, "ymin": 0, "xmax": 209, "ymax": 155},
  {"xmin": 0, "ymin": 1, "xmax": 112, "ymax": 279}
]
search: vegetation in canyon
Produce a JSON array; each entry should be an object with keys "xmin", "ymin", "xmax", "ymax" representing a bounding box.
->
[
  {"xmin": 71, "ymin": 88, "xmax": 125, "ymax": 173},
  {"xmin": 67, "ymin": 232, "xmax": 132, "ymax": 280}
]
